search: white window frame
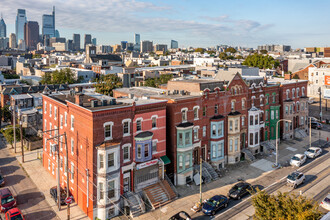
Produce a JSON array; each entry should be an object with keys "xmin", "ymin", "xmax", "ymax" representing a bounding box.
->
[
  {"xmin": 122, "ymin": 144, "xmax": 131, "ymax": 162},
  {"xmin": 44, "ymin": 101, "xmax": 47, "ymax": 113},
  {"xmin": 104, "ymin": 122, "xmax": 114, "ymax": 141},
  {"xmin": 49, "ymin": 104, "xmax": 52, "ymax": 117},
  {"xmin": 181, "ymin": 107, "xmax": 188, "ymax": 122},
  {"xmin": 151, "ymin": 116, "xmax": 157, "ymax": 129},
  {"xmin": 60, "ymin": 114, "xmax": 63, "ymax": 128},
  {"xmin": 54, "ymin": 106, "xmax": 57, "ymax": 120},
  {"xmin": 70, "ymin": 115, "xmax": 74, "ymax": 131},
  {"xmin": 70, "ymin": 162, "xmax": 74, "ymax": 183},
  {"xmin": 99, "ymin": 154, "xmax": 104, "ymax": 169},
  {"xmin": 193, "ymin": 106, "xmax": 199, "ymax": 120},
  {"xmin": 203, "ymin": 126, "xmax": 206, "ymax": 137},
  {"xmin": 71, "ymin": 138, "xmax": 74, "ymax": 155},
  {"xmin": 60, "ymin": 136, "xmax": 63, "ymax": 152},
  {"xmin": 64, "ymin": 112, "xmax": 67, "ymax": 127},
  {"xmin": 136, "ymin": 118, "xmax": 142, "ymax": 132},
  {"xmin": 44, "ymin": 119, "xmax": 47, "ymax": 132},
  {"xmin": 194, "ymin": 126, "xmax": 199, "ymax": 141},
  {"xmin": 122, "ymin": 119, "xmax": 131, "ymax": 137},
  {"xmin": 152, "ymin": 140, "xmax": 158, "ymax": 154}
]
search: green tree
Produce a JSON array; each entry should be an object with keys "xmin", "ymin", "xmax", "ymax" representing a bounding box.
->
[
  {"xmin": 144, "ymin": 74, "xmax": 173, "ymax": 88},
  {"xmin": 225, "ymin": 47, "xmax": 237, "ymax": 53},
  {"xmin": 195, "ymin": 48, "xmax": 205, "ymax": 53},
  {"xmin": 243, "ymin": 53, "xmax": 280, "ymax": 69},
  {"xmin": 1, "ymin": 105, "xmax": 12, "ymax": 122},
  {"xmin": 94, "ymin": 74, "xmax": 123, "ymax": 96},
  {"xmin": 219, "ymin": 52, "xmax": 228, "ymax": 60},
  {"xmin": 3, "ymin": 73, "xmax": 20, "ymax": 79},
  {"xmin": 260, "ymin": 49, "xmax": 268, "ymax": 54},
  {"xmin": 252, "ymin": 190, "xmax": 322, "ymax": 220},
  {"xmin": 206, "ymin": 50, "xmax": 216, "ymax": 55},
  {"xmin": 32, "ymin": 54, "xmax": 42, "ymax": 59},
  {"xmin": 144, "ymin": 78, "xmax": 156, "ymax": 87},
  {"xmin": 40, "ymin": 68, "xmax": 78, "ymax": 84},
  {"xmin": 1, "ymin": 125, "xmax": 24, "ymax": 148},
  {"xmin": 236, "ymin": 55, "xmax": 243, "ymax": 59}
]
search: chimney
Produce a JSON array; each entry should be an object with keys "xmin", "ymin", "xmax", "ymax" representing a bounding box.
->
[{"xmin": 75, "ymin": 93, "xmax": 84, "ymax": 106}]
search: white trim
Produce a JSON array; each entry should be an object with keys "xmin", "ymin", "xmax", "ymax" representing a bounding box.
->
[
  {"xmin": 135, "ymin": 117, "xmax": 143, "ymax": 123},
  {"xmin": 151, "ymin": 115, "xmax": 159, "ymax": 119},
  {"xmin": 122, "ymin": 118, "xmax": 131, "ymax": 136},
  {"xmin": 104, "ymin": 122, "xmax": 114, "ymax": 141},
  {"xmin": 193, "ymin": 106, "xmax": 200, "ymax": 120},
  {"xmin": 70, "ymin": 115, "xmax": 74, "ymax": 131},
  {"xmin": 122, "ymin": 144, "xmax": 131, "ymax": 163},
  {"xmin": 64, "ymin": 112, "xmax": 67, "ymax": 127},
  {"xmin": 181, "ymin": 107, "xmax": 188, "ymax": 122}
]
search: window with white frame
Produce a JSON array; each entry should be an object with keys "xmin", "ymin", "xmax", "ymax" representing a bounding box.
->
[
  {"xmin": 194, "ymin": 127, "xmax": 199, "ymax": 140},
  {"xmin": 193, "ymin": 106, "xmax": 199, "ymax": 120},
  {"xmin": 104, "ymin": 122, "xmax": 113, "ymax": 140},
  {"xmin": 235, "ymin": 119, "xmax": 238, "ymax": 130},
  {"xmin": 212, "ymin": 124, "xmax": 216, "ymax": 136},
  {"xmin": 99, "ymin": 154, "xmax": 104, "ymax": 169},
  {"xmin": 212, "ymin": 144, "xmax": 216, "ymax": 158},
  {"xmin": 203, "ymin": 126, "xmax": 206, "ymax": 137},
  {"xmin": 136, "ymin": 120, "xmax": 142, "ymax": 132},
  {"xmin": 99, "ymin": 182, "xmax": 104, "ymax": 200},
  {"xmin": 297, "ymin": 88, "xmax": 300, "ymax": 97},
  {"xmin": 49, "ymin": 123, "xmax": 52, "ymax": 136},
  {"xmin": 250, "ymin": 133, "xmax": 253, "ymax": 145},
  {"xmin": 44, "ymin": 101, "xmax": 47, "ymax": 113},
  {"xmin": 44, "ymin": 119, "xmax": 47, "ymax": 131},
  {"xmin": 49, "ymin": 104, "xmax": 52, "ymax": 117},
  {"xmin": 242, "ymin": 99, "xmax": 245, "ymax": 109},
  {"xmin": 64, "ymin": 112, "xmax": 67, "ymax": 127},
  {"xmin": 71, "ymin": 138, "xmax": 74, "ymax": 155},
  {"xmin": 54, "ymin": 106, "xmax": 57, "ymax": 120},
  {"xmin": 260, "ymin": 96, "xmax": 263, "ymax": 105},
  {"xmin": 179, "ymin": 155, "xmax": 183, "ymax": 170},
  {"xmin": 217, "ymin": 123, "xmax": 223, "ymax": 136},
  {"xmin": 292, "ymin": 89, "xmax": 295, "ymax": 98},
  {"xmin": 122, "ymin": 119, "xmax": 131, "ymax": 135},
  {"xmin": 48, "ymin": 159, "xmax": 50, "ymax": 170},
  {"xmin": 152, "ymin": 141, "xmax": 157, "ymax": 153},
  {"xmin": 70, "ymin": 162, "xmax": 74, "ymax": 182},
  {"xmin": 181, "ymin": 108, "xmax": 187, "ymax": 122},
  {"xmin": 302, "ymin": 87, "xmax": 305, "ymax": 96},
  {"xmin": 255, "ymin": 115, "xmax": 258, "ymax": 125},
  {"xmin": 137, "ymin": 145, "xmax": 142, "ymax": 159},
  {"xmin": 108, "ymin": 153, "xmax": 114, "ymax": 168},
  {"xmin": 144, "ymin": 144, "xmax": 149, "ymax": 158},
  {"xmin": 123, "ymin": 145, "xmax": 130, "ymax": 161},
  {"xmin": 60, "ymin": 136, "xmax": 63, "ymax": 151},
  {"xmin": 271, "ymin": 110, "xmax": 274, "ymax": 120},
  {"xmin": 60, "ymin": 156, "xmax": 63, "ymax": 170},
  {"xmin": 250, "ymin": 115, "xmax": 253, "ymax": 125},
  {"xmin": 255, "ymin": 133, "xmax": 258, "ymax": 145},
  {"xmin": 185, "ymin": 154, "xmax": 190, "ymax": 169},
  {"xmin": 178, "ymin": 133, "xmax": 183, "ymax": 145},
  {"xmin": 70, "ymin": 115, "xmax": 74, "ymax": 131},
  {"xmin": 235, "ymin": 138, "xmax": 238, "ymax": 151},
  {"xmin": 276, "ymin": 110, "xmax": 279, "ymax": 119},
  {"xmin": 229, "ymin": 139, "xmax": 233, "ymax": 151},
  {"xmin": 242, "ymin": 116, "xmax": 245, "ymax": 126},
  {"xmin": 108, "ymin": 180, "xmax": 115, "ymax": 199},
  {"xmin": 64, "ymin": 157, "xmax": 67, "ymax": 174},
  {"xmin": 229, "ymin": 121, "xmax": 233, "ymax": 131},
  {"xmin": 60, "ymin": 115, "xmax": 63, "ymax": 128},
  {"xmin": 52, "ymin": 163, "xmax": 54, "ymax": 175},
  {"xmin": 218, "ymin": 142, "xmax": 223, "ymax": 157},
  {"xmin": 231, "ymin": 101, "xmax": 235, "ymax": 111},
  {"xmin": 152, "ymin": 117, "xmax": 157, "ymax": 128}
]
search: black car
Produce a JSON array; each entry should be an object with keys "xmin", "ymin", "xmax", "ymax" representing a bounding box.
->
[
  {"xmin": 202, "ymin": 195, "xmax": 229, "ymax": 216},
  {"xmin": 0, "ymin": 173, "xmax": 4, "ymax": 187},
  {"xmin": 50, "ymin": 186, "xmax": 73, "ymax": 205},
  {"xmin": 311, "ymin": 122, "xmax": 322, "ymax": 129},
  {"xmin": 169, "ymin": 211, "xmax": 191, "ymax": 220},
  {"xmin": 228, "ymin": 182, "xmax": 253, "ymax": 200}
]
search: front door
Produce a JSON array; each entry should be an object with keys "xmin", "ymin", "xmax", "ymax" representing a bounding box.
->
[
  {"xmin": 123, "ymin": 174, "xmax": 131, "ymax": 193},
  {"xmin": 201, "ymin": 146, "xmax": 206, "ymax": 161},
  {"xmin": 193, "ymin": 148, "xmax": 200, "ymax": 165}
]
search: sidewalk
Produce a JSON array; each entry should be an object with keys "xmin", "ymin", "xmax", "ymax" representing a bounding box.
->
[
  {"xmin": 5, "ymin": 140, "xmax": 89, "ymax": 220},
  {"xmin": 134, "ymin": 129, "xmax": 329, "ymax": 220}
]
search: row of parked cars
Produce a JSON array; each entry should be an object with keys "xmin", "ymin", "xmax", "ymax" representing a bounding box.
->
[{"xmin": 289, "ymin": 146, "xmax": 322, "ymax": 167}]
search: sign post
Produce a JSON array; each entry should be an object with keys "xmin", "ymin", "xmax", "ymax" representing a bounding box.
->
[{"xmin": 65, "ymin": 197, "xmax": 73, "ymax": 205}]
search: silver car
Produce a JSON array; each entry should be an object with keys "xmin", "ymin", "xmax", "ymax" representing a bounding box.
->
[
  {"xmin": 304, "ymin": 147, "xmax": 322, "ymax": 159},
  {"xmin": 320, "ymin": 194, "xmax": 330, "ymax": 211},
  {"xmin": 287, "ymin": 171, "xmax": 305, "ymax": 188}
]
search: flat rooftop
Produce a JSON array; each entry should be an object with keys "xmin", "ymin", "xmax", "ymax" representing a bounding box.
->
[{"xmin": 268, "ymin": 77, "xmax": 308, "ymax": 85}]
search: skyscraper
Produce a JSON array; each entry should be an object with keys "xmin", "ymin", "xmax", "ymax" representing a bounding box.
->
[
  {"xmin": 171, "ymin": 40, "xmax": 178, "ymax": 49},
  {"xmin": 134, "ymin": 33, "xmax": 140, "ymax": 45},
  {"xmin": 42, "ymin": 6, "xmax": 55, "ymax": 38},
  {"xmin": 67, "ymin": 39, "xmax": 73, "ymax": 51},
  {"xmin": 9, "ymin": 33, "xmax": 17, "ymax": 48},
  {"xmin": 121, "ymin": 41, "xmax": 128, "ymax": 50},
  {"xmin": 92, "ymin": 38, "xmax": 96, "ymax": 46},
  {"xmin": 0, "ymin": 15, "xmax": 6, "ymax": 38},
  {"xmin": 15, "ymin": 9, "xmax": 27, "ymax": 42},
  {"xmin": 55, "ymin": 29, "xmax": 60, "ymax": 38},
  {"xmin": 140, "ymin": 40, "xmax": 153, "ymax": 53},
  {"xmin": 24, "ymin": 21, "xmax": 39, "ymax": 50},
  {"xmin": 73, "ymin": 34, "xmax": 80, "ymax": 51},
  {"xmin": 84, "ymin": 34, "xmax": 91, "ymax": 49}
]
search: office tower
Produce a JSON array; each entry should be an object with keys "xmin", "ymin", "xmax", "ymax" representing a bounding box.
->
[
  {"xmin": 49, "ymin": 37, "xmax": 65, "ymax": 47},
  {"xmin": 9, "ymin": 33, "xmax": 17, "ymax": 48},
  {"xmin": 126, "ymin": 42, "xmax": 134, "ymax": 51},
  {"xmin": 18, "ymin": 39, "xmax": 26, "ymax": 50},
  {"xmin": 24, "ymin": 21, "xmax": 39, "ymax": 50},
  {"xmin": 0, "ymin": 37, "xmax": 9, "ymax": 50},
  {"xmin": 15, "ymin": 9, "xmax": 27, "ymax": 42},
  {"xmin": 55, "ymin": 29, "xmax": 60, "ymax": 38},
  {"xmin": 92, "ymin": 38, "xmax": 96, "ymax": 45},
  {"xmin": 121, "ymin": 41, "xmax": 128, "ymax": 50},
  {"xmin": 171, "ymin": 40, "xmax": 178, "ymax": 49},
  {"xmin": 42, "ymin": 6, "xmax": 55, "ymax": 38},
  {"xmin": 73, "ymin": 34, "xmax": 80, "ymax": 51},
  {"xmin": 96, "ymin": 45, "xmax": 112, "ymax": 54},
  {"xmin": 134, "ymin": 33, "xmax": 140, "ymax": 45},
  {"xmin": 84, "ymin": 34, "xmax": 92, "ymax": 49},
  {"xmin": 67, "ymin": 39, "xmax": 73, "ymax": 51},
  {"xmin": 0, "ymin": 15, "xmax": 6, "ymax": 38},
  {"xmin": 140, "ymin": 40, "xmax": 153, "ymax": 53},
  {"xmin": 154, "ymin": 44, "xmax": 168, "ymax": 52}
]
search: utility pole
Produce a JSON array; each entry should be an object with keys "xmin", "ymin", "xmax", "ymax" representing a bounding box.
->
[
  {"xmin": 13, "ymin": 102, "xmax": 16, "ymax": 152},
  {"xmin": 319, "ymin": 87, "xmax": 322, "ymax": 146},
  {"xmin": 199, "ymin": 156, "xmax": 202, "ymax": 204},
  {"xmin": 19, "ymin": 115, "xmax": 24, "ymax": 163},
  {"xmin": 86, "ymin": 168, "xmax": 89, "ymax": 208},
  {"xmin": 309, "ymin": 117, "xmax": 311, "ymax": 148},
  {"xmin": 64, "ymin": 132, "xmax": 70, "ymax": 220},
  {"xmin": 57, "ymin": 130, "xmax": 61, "ymax": 211}
]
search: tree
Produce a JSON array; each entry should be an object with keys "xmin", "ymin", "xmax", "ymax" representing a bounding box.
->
[
  {"xmin": 243, "ymin": 53, "xmax": 280, "ymax": 69},
  {"xmin": 3, "ymin": 73, "xmax": 20, "ymax": 79},
  {"xmin": 40, "ymin": 68, "xmax": 78, "ymax": 85},
  {"xmin": 94, "ymin": 74, "xmax": 123, "ymax": 96},
  {"xmin": 195, "ymin": 48, "xmax": 205, "ymax": 53},
  {"xmin": 236, "ymin": 55, "xmax": 244, "ymax": 60},
  {"xmin": 260, "ymin": 49, "xmax": 268, "ymax": 54},
  {"xmin": 144, "ymin": 74, "xmax": 173, "ymax": 88},
  {"xmin": 206, "ymin": 50, "xmax": 216, "ymax": 55},
  {"xmin": 225, "ymin": 47, "xmax": 237, "ymax": 53},
  {"xmin": 1, "ymin": 125, "xmax": 24, "ymax": 148},
  {"xmin": 252, "ymin": 190, "xmax": 322, "ymax": 220},
  {"xmin": 219, "ymin": 52, "xmax": 228, "ymax": 60},
  {"xmin": 144, "ymin": 78, "xmax": 156, "ymax": 87},
  {"xmin": 1, "ymin": 105, "xmax": 12, "ymax": 123}
]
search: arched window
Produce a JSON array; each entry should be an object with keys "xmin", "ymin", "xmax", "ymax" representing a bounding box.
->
[
  {"xmin": 296, "ymin": 88, "xmax": 300, "ymax": 98},
  {"xmin": 302, "ymin": 87, "xmax": 305, "ymax": 96},
  {"xmin": 292, "ymin": 88, "xmax": 295, "ymax": 98},
  {"xmin": 286, "ymin": 90, "xmax": 290, "ymax": 100}
]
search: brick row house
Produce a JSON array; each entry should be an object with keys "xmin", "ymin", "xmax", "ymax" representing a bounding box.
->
[
  {"xmin": 42, "ymin": 89, "xmax": 173, "ymax": 220},
  {"xmin": 114, "ymin": 73, "xmax": 309, "ymax": 186}
]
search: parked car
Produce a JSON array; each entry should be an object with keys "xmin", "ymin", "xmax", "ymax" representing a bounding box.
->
[
  {"xmin": 0, "ymin": 188, "xmax": 16, "ymax": 213},
  {"xmin": 169, "ymin": 211, "xmax": 191, "ymax": 220},
  {"xmin": 304, "ymin": 147, "xmax": 322, "ymax": 159},
  {"xmin": 228, "ymin": 182, "xmax": 253, "ymax": 200},
  {"xmin": 311, "ymin": 122, "xmax": 322, "ymax": 129},
  {"xmin": 5, "ymin": 208, "xmax": 25, "ymax": 220},
  {"xmin": 0, "ymin": 173, "xmax": 4, "ymax": 187},
  {"xmin": 320, "ymin": 194, "xmax": 330, "ymax": 211},
  {"xmin": 290, "ymin": 154, "xmax": 307, "ymax": 167},
  {"xmin": 202, "ymin": 195, "xmax": 229, "ymax": 216},
  {"xmin": 50, "ymin": 186, "xmax": 73, "ymax": 206},
  {"xmin": 286, "ymin": 171, "xmax": 305, "ymax": 188},
  {"xmin": 309, "ymin": 117, "xmax": 318, "ymax": 122}
]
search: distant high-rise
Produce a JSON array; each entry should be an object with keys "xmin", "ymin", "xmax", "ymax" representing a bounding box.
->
[
  {"xmin": 84, "ymin": 34, "xmax": 92, "ymax": 49},
  {"xmin": 9, "ymin": 33, "xmax": 17, "ymax": 48},
  {"xmin": 42, "ymin": 6, "xmax": 55, "ymax": 38},
  {"xmin": 121, "ymin": 41, "xmax": 128, "ymax": 50},
  {"xmin": 18, "ymin": 39, "xmax": 26, "ymax": 50},
  {"xmin": 0, "ymin": 15, "xmax": 6, "ymax": 38},
  {"xmin": 171, "ymin": 40, "xmax": 178, "ymax": 49},
  {"xmin": 0, "ymin": 37, "xmax": 9, "ymax": 50},
  {"xmin": 134, "ymin": 33, "xmax": 140, "ymax": 45},
  {"xmin": 154, "ymin": 44, "xmax": 168, "ymax": 52},
  {"xmin": 67, "ymin": 39, "xmax": 73, "ymax": 51},
  {"xmin": 73, "ymin": 34, "xmax": 80, "ymax": 51},
  {"xmin": 140, "ymin": 40, "xmax": 153, "ymax": 53},
  {"xmin": 15, "ymin": 9, "xmax": 27, "ymax": 42},
  {"xmin": 24, "ymin": 21, "xmax": 39, "ymax": 50},
  {"xmin": 92, "ymin": 38, "xmax": 96, "ymax": 46},
  {"xmin": 55, "ymin": 29, "xmax": 60, "ymax": 38},
  {"xmin": 49, "ymin": 37, "xmax": 65, "ymax": 47}
]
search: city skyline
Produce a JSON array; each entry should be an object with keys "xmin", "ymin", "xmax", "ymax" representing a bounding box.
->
[{"xmin": 1, "ymin": 0, "xmax": 330, "ymax": 48}]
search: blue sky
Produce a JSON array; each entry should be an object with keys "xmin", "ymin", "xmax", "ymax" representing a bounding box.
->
[{"xmin": 1, "ymin": 0, "xmax": 330, "ymax": 48}]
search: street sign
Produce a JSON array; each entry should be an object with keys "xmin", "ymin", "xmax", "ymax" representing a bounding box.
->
[{"xmin": 65, "ymin": 197, "xmax": 72, "ymax": 204}]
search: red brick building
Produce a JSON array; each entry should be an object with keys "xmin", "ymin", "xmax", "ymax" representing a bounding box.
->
[{"xmin": 42, "ymin": 89, "xmax": 169, "ymax": 219}]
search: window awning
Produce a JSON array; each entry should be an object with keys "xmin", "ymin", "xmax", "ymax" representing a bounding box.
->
[{"xmin": 160, "ymin": 155, "xmax": 171, "ymax": 165}]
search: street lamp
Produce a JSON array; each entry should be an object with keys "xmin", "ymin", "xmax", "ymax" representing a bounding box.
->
[{"xmin": 275, "ymin": 119, "xmax": 292, "ymax": 167}]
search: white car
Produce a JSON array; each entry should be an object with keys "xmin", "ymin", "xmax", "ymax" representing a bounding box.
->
[
  {"xmin": 320, "ymin": 194, "xmax": 330, "ymax": 211},
  {"xmin": 304, "ymin": 147, "xmax": 322, "ymax": 159},
  {"xmin": 286, "ymin": 171, "xmax": 305, "ymax": 188},
  {"xmin": 290, "ymin": 154, "xmax": 307, "ymax": 167}
]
